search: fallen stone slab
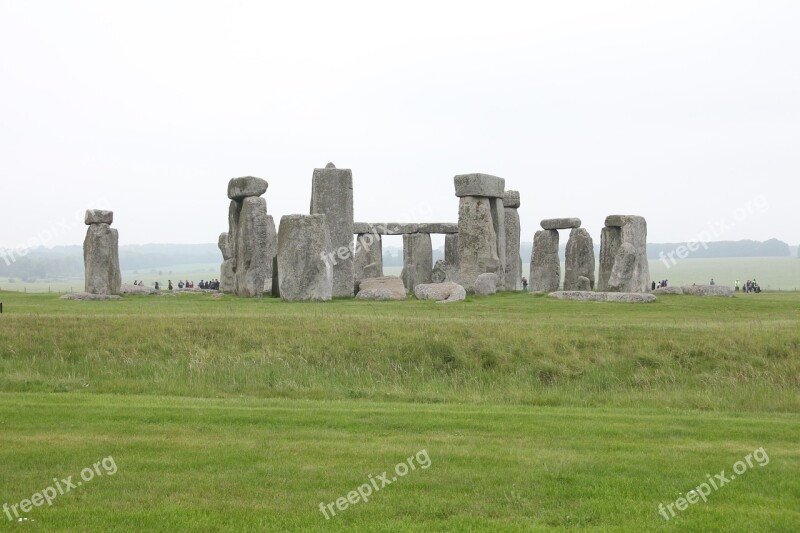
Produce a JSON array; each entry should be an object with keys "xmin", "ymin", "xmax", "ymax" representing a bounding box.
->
[
  {"xmin": 227, "ymin": 176, "xmax": 268, "ymax": 200},
  {"xmin": 356, "ymin": 276, "xmax": 407, "ymax": 301},
  {"xmin": 549, "ymin": 291, "xmax": 657, "ymax": 303},
  {"xmin": 60, "ymin": 292, "xmax": 121, "ymax": 301},
  {"xmin": 540, "ymin": 218, "xmax": 581, "ymax": 230},
  {"xmin": 119, "ymin": 284, "xmax": 158, "ymax": 295},
  {"xmin": 681, "ymin": 285, "xmax": 734, "ymax": 297},
  {"xmin": 653, "ymin": 286, "xmax": 683, "ymax": 295},
  {"xmin": 84, "ymin": 209, "xmax": 113, "ymax": 225},
  {"xmin": 414, "ymin": 282, "xmax": 466, "ymax": 303},
  {"xmin": 454, "ymin": 173, "xmax": 505, "ymax": 198}
]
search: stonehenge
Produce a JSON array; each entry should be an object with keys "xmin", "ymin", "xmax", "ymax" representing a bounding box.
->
[
  {"xmin": 222, "ymin": 177, "xmax": 274, "ymax": 298},
  {"xmin": 597, "ymin": 215, "xmax": 650, "ymax": 293},
  {"xmin": 310, "ymin": 163, "xmax": 354, "ymax": 297},
  {"xmin": 83, "ymin": 209, "xmax": 121, "ymax": 295},
  {"xmin": 277, "ymin": 214, "xmax": 333, "ymax": 301}
]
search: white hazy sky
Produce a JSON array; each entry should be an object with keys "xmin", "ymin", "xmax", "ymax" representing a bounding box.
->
[{"xmin": 1, "ymin": 0, "xmax": 798, "ymax": 251}]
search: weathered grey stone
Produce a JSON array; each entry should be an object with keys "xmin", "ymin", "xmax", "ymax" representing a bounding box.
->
[
  {"xmin": 540, "ymin": 218, "xmax": 581, "ymax": 230},
  {"xmin": 598, "ymin": 215, "xmax": 649, "ymax": 293},
  {"xmin": 119, "ymin": 283, "xmax": 157, "ymax": 295},
  {"xmin": 681, "ymin": 285, "xmax": 734, "ymax": 297},
  {"xmin": 277, "ymin": 214, "xmax": 333, "ymax": 301},
  {"xmin": 352, "ymin": 222, "xmax": 418, "ymax": 235},
  {"xmin": 263, "ymin": 215, "xmax": 277, "ymax": 295},
  {"xmin": 564, "ymin": 228, "xmax": 595, "ymax": 291},
  {"xmin": 549, "ymin": 291, "xmax": 657, "ymax": 303},
  {"xmin": 416, "ymin": 223, "xmax": 459, "ymax": 234},
  {"xmin": 354, "ymin": 232, "xmax": 383, "ymax": 292},
  {"xmin": 456, "ymin": 196, "xmax": 500, "ymax": 292},
  {"xmin": 653, "ymin": 286, "xmax": 683, "ymax": 295},
  {"xmin": 474, "ymin": 273, "xmax": 498, "ymax": 296},
  {"xmin": 356, "ymin": 276, "xmax": 406, "ymax": 300},
  {"xmin": 454, "ymin": 173, "xmax": 505, "ymax": 198},
  {"xmin": 310, "ymin": 165, "xmax": 354, "ymax": 297},
  {"xmin": 401, "ymin": 233, "xmax": 433, "ymax": 290},
  {"xmin": 431, "ymin": 259, "xmax": 456, "ymax": 283},
  {"xmin": 503, "ymin": 193, "xmax": 522, "ymax": 291},
  {"xmin": 61, "ymin": 292, "xmax": 121, "ymax": 301},
  {"xmin": 234, "ymin": 196, "xmax": 270, "ymax": 298},
  {"xmin": 218, "ymin": 232, "xmax": 235, "ymax": 293},
  {"xmin": 530, "ymin": 229, "xmax": 560, "ymax": 293},
  {"xmin": 576, "ymin": 276, "xmax": 592, "ymax": 291},
  {"xmin": 502, "ymin": 190, "xmax": 520, "ymax": 209},
  {"xmin": 491, "ymin": 198, "xmax": 507, "ymax": 290},
  {"xmin": 84, "ymin": 209, "xmax": 113, "ymax": 225},
  {"xmin": 444, "ymin": 234, "xmax": 459, "ymax": 269},
  {"xmin": 227, "ymin": 176, "xmax": 268, "ymax": 200},
  {"xmin": 84, "ymin": 223, "xmax": 121, "ymax": 295},
  {"xmin": 414, "ymin": 282, "xmax": 466, "ymax": 303}
]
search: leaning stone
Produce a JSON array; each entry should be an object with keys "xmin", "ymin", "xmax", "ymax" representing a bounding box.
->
[
  {"xmin": 530, "ymin": 229, "xmax": 560, "ymax": 293},
  {"xmin": 456, "ymin": 196, "xmax": 500, "ymax": 292},
  {"xmin": 540, "ymin": 218, "xmax": 581, "ymax": 230},
  {"xmin": 227, "ymin": 176, "xmax": 268, "ymax": 200},
  {"xmin": 84, "ymin": 223, "xmax": 121, "ymax": 295},
  {"xmin": 311, "ymin": 165, "xmax": 354, "ymax": 297},
  {"xmin": 401, "ymin": 233, "xmax": 433, "ymax": 290},
  {"xmin": 84, "ymin": 209, "xmax": 113, "ymax": 225},
  {"xmin": 356, "ymin": 276, "xmax": 406, "ymax": 300},
  {"xmin": 414, "ymin": 282, "xmax": 466, "ymax": 303},
  {"xmin": 564, "ymin": 228, "xmax": 595, "ymax": 290},
  {"xmin": 454, "ymin": 173, "xmax": 505, "ymax": 198},
  {"xmin": 549, "ymin": 291, "xmax": 656, "ymax": 303},
  {"xmin": 681, "ymin": 285, "xmax": 734, "ymax": 297},
  {"xmin": 234, "ymin": 196, "xmax": 270, "ymax": 297},
  {"xmin": 416, "ymin": 223, "xmax": 459, "ymax": 234},
  {"xmin": 474, "ymin": 273, "xmax": 498, "ymax": 296},
  {"xmin": 277, "ymin": 214, "xmax": 333, "ymax": 301},
  {"xmin": 60, "ymin": 292, "xmax": 121, "ymax": 301}
]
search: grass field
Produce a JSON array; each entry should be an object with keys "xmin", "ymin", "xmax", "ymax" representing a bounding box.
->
[{"xmin": 0, "ymin": 291, "xmax": 798, "ymax": 531}]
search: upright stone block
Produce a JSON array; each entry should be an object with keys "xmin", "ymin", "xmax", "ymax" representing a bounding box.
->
[
  {"xmin": 235, "ymin": 196, "xmax": 270, "ymax": 298},
  {"xmin": 564, "ymin": 228, "xmax": 595, "ymax": 291},
  {"xmin": 218, "ymin": 232, "xmax": 235, "ymax": 292},
  {"xmin": 444, "ymin": 233, "xmax": 459, "ymax": 268},
  {"xmin": 310, "ymin": 164, "xmax": 354, "ymax": 297},
  {"xmin": 503, "ymin": 191, "xmax": 522, "ymax": 291},
  {"xmin": 530, "ymin": 229, "xmax": 560, "ymax": 292},
  {"xmin": 83, "ymin": 211, "xmax": 121, "ymax": 295},
  {"xmin": 354, "ymin": 232, "xmax": 383, "ymax": 292},
  {"xmin": 277, "ymin": 214, "xmax": 333, "ymax": 301},
  {"xmin": 490, "ymin": 197, "xmax": 507, "ymax": 290},
  {"xmin": 263, "ymin": 215, "xmax": 277, "ymax": 295},
  {"xmin": 401, "ymin": 233, "xmax": 433, "ymax": 291},
  {"xmin": 598, "ymin": 215, "xmax": 650, "ymax": 293},
  {"xmin": 456, "ymin": 196, "xmax": 500, "ymax": 292}
]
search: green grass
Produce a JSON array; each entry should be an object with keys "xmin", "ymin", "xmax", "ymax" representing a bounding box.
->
[{"xmin": 0, "ymin": 291, "xmax": 798, "ymax": 530}]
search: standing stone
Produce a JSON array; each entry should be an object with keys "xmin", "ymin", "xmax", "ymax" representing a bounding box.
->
[
  {"xmin": 234, "ymin": 196, "xmax": 270, "ymax": 298},
  {"xmin": 456, "ymin": 196, "xmax": 500, "ymax": 292},
  {"xmin": 310, "ymin": 163, "xmax": 354, "ymax": 297},
  {"xmin": 277, "ymin": 214, "xmax": 333, "ymax": 301},
  {"xmin": 530, "ymin": 229, "xmax": 560, "ymax": 292},
  {"xmin": 218, "ymin": 232, "xmax": 235, "ymax": 292},
  {"xmin": 503, "ymin": 191, "xmax": 522, "ymax": 291},
  {"xmin": 444, "ymin": 233, "xmax": 459, "ymax": 270},
  {"xmin": 431, "ymin": 259, "xmax": 455, "ymax": 283},
  {"xmin": 263, "ymin": 215, "xmax": 277, "ymax": 295},
  {"xmin": 354, "ymin": 232, "xmax": 383, "ymax": 293},
  {"xmin": 401, "ymin": 233, "xmax": 433, "ymax": 290},
  {"xmin": 83, "ymin": 214, "xmax": 121, "ymax": 295},
  {"xmin": 490, "ymin": 198, "xmax": 507, "ymax": 290},
  {"xmin": 564, "ymin": 228, "xmax": 595, "ymax": 291},
  {"xmin": 598, "ymin": 215, "xmax": 650, "ymax": 293}
]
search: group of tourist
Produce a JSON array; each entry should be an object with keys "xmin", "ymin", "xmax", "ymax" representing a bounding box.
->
[
  {"xmin": 735, "ymin": 279, "xmax": 762, "ymax": 293},
  {"xmin": 131, "ymin": 280, "xmax": 145, "ymax": 286},
  {"xmin": 161, "ymin": 279, "xmax": 220, "ymax": 291},
  {"xmin": 651, "ymin": 280, "xmax": 669, "ymax": 290}
]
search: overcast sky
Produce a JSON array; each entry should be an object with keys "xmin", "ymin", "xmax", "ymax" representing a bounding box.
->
[{"xmin": 1, "ymin": 0, "xmax": 798, "ymax": 251}]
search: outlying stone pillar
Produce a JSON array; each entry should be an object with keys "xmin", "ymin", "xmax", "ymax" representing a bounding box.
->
[
  {"xmin": 218, "ymin": 232, "xmax": 235, "ymax": 292},
  {"xmin": 401, "ymin": 233, "xmax": 432, "ymax": 290},
  {"xmin": 310, "ymin": 163, "xmax": 354, "ymax": 297},
  {"xmin": 83, "ymin": 209, "xmax": 121, "ymax": 295},
  {"xmin": 564, "ymin": 228, "xmax": 595, "ymax": 291},
  {"xmin": 224, "ymin": 176, "xmax": 272, "ymax": 297},
  {"xmin": 598, "ymin": 215, "xmax": 650, "ymax": 293},
  {"xmin": 444, "ymin": 233, "xmax": 459, "ymax": 268},
  {"xmin": 530, "ymin": 229, "xmax": 560, "ymax": 292},
  {"xmin": 502, "ymin": 191, "xmax": 522, "ymax": 291},
  {"xmin": 277, "ymin": 214, "xmax": 333, "ymax": 301},
  {"xmin": 354, "ymin": 232, "xmax": 383, "ymax": 291},
  {"xmin": 454, "ymin": 173, "xmax": 505, "ymax": 292}
]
